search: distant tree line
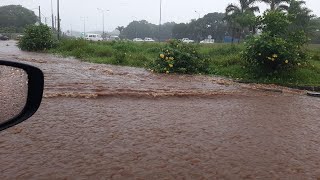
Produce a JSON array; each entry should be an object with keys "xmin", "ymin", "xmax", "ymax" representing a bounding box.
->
[
  {"xmin": 119, "ymin": 20, "xmax": 175, "ymax": 41},
  {"xmin": 119, "ymin": 0, "xmax": 320, "ymax": 43},
  {"xmin": 0, "ymin": 5, "xmax": 37, "ymax": 33},
  {"xmin": 119, "ymin": 13, "xmax": 230, "ymax": 42}
]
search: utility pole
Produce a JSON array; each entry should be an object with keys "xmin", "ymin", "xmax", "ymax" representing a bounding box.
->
[
  {"xmin": 70, "ymin": 24, "xmax": 73, "ymax": 36},
  {"xmin": 81, "ymin": 17, "xmax": 88, "ymax": 37},
  {"xmin": 38, "ymin": 6, "xmax": 41, "ymax": 24},
  {"xmin": 51, "ymin": 0, "xmax": 54, "ymax": 29},
  {"xmin": 57, "ymin": 0, "xmax": 61, "ymax": 39},
  {"xmin": 159, "ymin": 0, "xmax": 162, "ymax": 42},
  {"xmin": 97, "ymin": 9, "xmax": 109, "ymax": 39},
  {"xmin": 55, "ymin": 16, "xmax": 57, "ymax": 30}
]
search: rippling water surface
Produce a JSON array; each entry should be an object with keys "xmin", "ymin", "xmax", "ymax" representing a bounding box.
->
[{"xmin": 1, "ymin": 41, "xmax": 320, "ymax": 179}]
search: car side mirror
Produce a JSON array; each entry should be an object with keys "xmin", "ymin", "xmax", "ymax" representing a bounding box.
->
[{"xmin": 0, "ymin": 60, "xmax": 44, "ymax": 131}]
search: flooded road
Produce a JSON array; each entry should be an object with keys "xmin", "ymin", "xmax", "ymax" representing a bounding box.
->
[{"xmin": 1, "ymin": 40, "xmax": 320, "ymax": 179}]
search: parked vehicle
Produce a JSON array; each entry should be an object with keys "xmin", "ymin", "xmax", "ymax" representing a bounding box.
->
[
  {"xmin": 144, "ymin": 37, "xmax": 155, "ymax": 42},
  {"xmin": 15, "ymin": 34, "xmax": 24, "ymax": 40},
  {"xmin": 108, "ymin": 36, "xmax": 120, "ymax": 41},
  {"xmin": 0, "ymin": 34, "xmax": 9, "ymax": 41},
  {"xmin": 85, "ymin": 34, "xmax": 103, "ymax": 41},
  {"xmin": 133, "ymin": 38, "xmax": 144, "ymax": 42},
  {"xmin": 181, "ymin": 38, "xmax": 194, "ymax": 43},
  {"xmin": 200, "ymin": 39, "xmax": 215, "ymax": 44}
]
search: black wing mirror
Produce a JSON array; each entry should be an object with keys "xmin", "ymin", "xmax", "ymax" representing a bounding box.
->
[{"xmin": 0, "ymin": 60, "xmax": 44, "ymax": 131}]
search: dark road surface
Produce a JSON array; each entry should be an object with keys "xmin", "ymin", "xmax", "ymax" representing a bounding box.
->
[{"xmin": 1, "ymin": 41, "xmax": 320, "ymax": 179}]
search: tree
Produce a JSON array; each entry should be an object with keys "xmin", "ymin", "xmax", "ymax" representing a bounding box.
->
[
  {"xmin": 225, "ymin": 0, "xmax": 260, "ymax": 42},
  {"xmin": 120, "ymin": 20, "xmax": 175, "ymax": 41},
  {"xmin": 0, "ymin": 5, "xmax": 37, "ymax": 33},
  {"xmin": 172, "ymin": 13, "xmax": 229, "ymax": 42},
  {"xmin": 259, "ymin": 0, "xmax": 290, "ymax": 11},
  {"xmin": 116, "ymin": 26, "xmax": 125, "ymax": 34},
  {"xmin": 121, "ymin": 20, "xmax": 156, "ymax": 39},
  {"xmin": 18, "ymin": 25, "xmax": 56, "ymax": 51},
  {"xmin": 310, "ymin": 17, "xmax": 320, "ymax": 44}
]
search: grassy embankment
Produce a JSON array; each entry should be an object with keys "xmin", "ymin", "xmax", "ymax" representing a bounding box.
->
[{"xmin": 50, "ymin": 39, "xmax": 320, "ymax": 88}]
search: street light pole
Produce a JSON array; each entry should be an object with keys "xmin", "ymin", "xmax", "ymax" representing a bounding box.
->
[
  {"xmin": 159, "ymin": 0, "xmax": 162, "ymax": 42},
  {"xmin": 38, "ymin": 6, "xmax": 41, "ymax": 24},
  {"xmin": 97, "ymin": 9, "xmax": 109, "ymax": 38},
  {"xmin": 81, "ymin": 17, "xmax": 88, "ymax": 37},
  {"xmin": 51, "ymin": 0, "xmax": 54, "ymax": 29},
  {"xmin": 57, "ymin": 0, "xmax": 61, "ymax": 39}
]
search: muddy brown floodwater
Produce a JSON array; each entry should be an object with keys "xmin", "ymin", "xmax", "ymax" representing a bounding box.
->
[{"xmin": 0, "ymin": 40, "xmax": 320, "ymax": 179}]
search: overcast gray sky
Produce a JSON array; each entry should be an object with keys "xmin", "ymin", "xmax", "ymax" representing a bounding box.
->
[{"xmin": 1, "ymin": 0, "xmax": 319, "ymax": 32}]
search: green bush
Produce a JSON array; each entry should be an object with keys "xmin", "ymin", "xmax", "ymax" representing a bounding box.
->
[
  {"xmin": 18, "ymin": 24, "xmax": 56, "ymax": 51},
  {"xmin": 242, "ymin": 11, "xmax": 309, "ymax": 74},
  {"xmin": 151, "ymin": 40, "xmax": 209, "ymax": 74},
  {"xmin": 243, "ymin": 33, "xmax": 308, "ymax": 73}
]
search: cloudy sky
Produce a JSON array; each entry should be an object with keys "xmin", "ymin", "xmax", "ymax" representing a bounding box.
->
[{"xmin": 1, "ymin": 0, "xmax": 319, "ymax": 32}]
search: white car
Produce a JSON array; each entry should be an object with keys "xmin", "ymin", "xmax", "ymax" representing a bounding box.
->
[
  {"xmin": 144, "ymin": 37, "xmax": 155, "ymax": 42},
  {"xmin": 85, "ymin": 34, "xmax": 103, "ymax": 41},
  {"xmin": 200, "ymin": 39, "xmax": 215, "ymax": 44},
  {"xmin": 108, "ymin": 36, "xmax": 120, "ymax": 41},
  {"xmin": 133, "ymin": 38, "xmax": 144, "ymax": 42},
  {"xmin": 181, "ymin": 38, "xmax": 194, "ymax": 43}
]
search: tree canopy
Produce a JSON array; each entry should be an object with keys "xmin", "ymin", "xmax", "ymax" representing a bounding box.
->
[
  {"xmin": 0, "ymin": 5, "xmax": 38, "ymax": 33},
  {"xmin": 172, "ymin": 13, "xmax": 228, "ymax": 42},
  {"xmin": 120, "ymin": 20, "xmax": 176, "ymax": 41}
]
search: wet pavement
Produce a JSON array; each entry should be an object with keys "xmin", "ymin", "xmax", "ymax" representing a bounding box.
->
[{"xmin": 0, "ymin": 40, "xmax": 320, "ymax": 179}]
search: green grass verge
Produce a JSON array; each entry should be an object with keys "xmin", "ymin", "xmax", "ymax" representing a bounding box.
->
[{"xmin": 50, "ymin": 39, "xmax": 320, "ymax": 88}]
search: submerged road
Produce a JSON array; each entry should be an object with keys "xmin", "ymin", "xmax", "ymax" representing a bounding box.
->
[{"xmin": 0, "ymin": 40, "xmax": 320, "ymax": 179}]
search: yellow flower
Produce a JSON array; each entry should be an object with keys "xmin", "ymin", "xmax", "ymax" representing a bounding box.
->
[
  {"xmin": 160, "ymin": 54, "xmax": 165, "ymax": 59},
  {"xmin": 169, "ymin": 57, "xmax": 174, "ymax": 60},
  {"xmin": 272, "ymin": 54, "xmax": 278, "ymax": 58},
  {"xmin": 166, "ymin": 71, "xmax": 170, "ymax": 74},
  {"xmin": 271, "ymin": 58, "xmax": 275, "ymax": 61},
  {"xmin": 166, "ymin": 57, "xmax": 169, "ymax": 60},
  {"xmin": 285, "ymin": 60, "xmax": 289, "ymax": 64},
  {"xmin": 169, "ymin": 64, "xmax": 173, "ymax": 68}
]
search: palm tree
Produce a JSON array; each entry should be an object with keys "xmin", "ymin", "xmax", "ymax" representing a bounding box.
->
[
  {"xmin": 259, "ymin": 0, "xmax": 290, "ymax": 11},
  {"xmin": 225, "ymin": 0, "xmax": 260, "ymax": 42},
  {"xmin": 285, "ymin": 0, "xmax": 314, "ymax": 33},
  {"xmin": 226, "ymin": 0, "xmax": 260, "ymax": 15}
]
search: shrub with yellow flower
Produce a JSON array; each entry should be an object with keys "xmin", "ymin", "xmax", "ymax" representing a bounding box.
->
[{"xmin": 151, "ymin": 39, "xmax": 209, "ymax": 74}]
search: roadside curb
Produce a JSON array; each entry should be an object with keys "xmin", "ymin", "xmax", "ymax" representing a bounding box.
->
[
  {"xmin": 235, "ymin": 80, "xmax": 320, "ymax": 93},
  {"xmin": 307, "ymin": 92, "xmax": 320, "ymax": 98}
]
